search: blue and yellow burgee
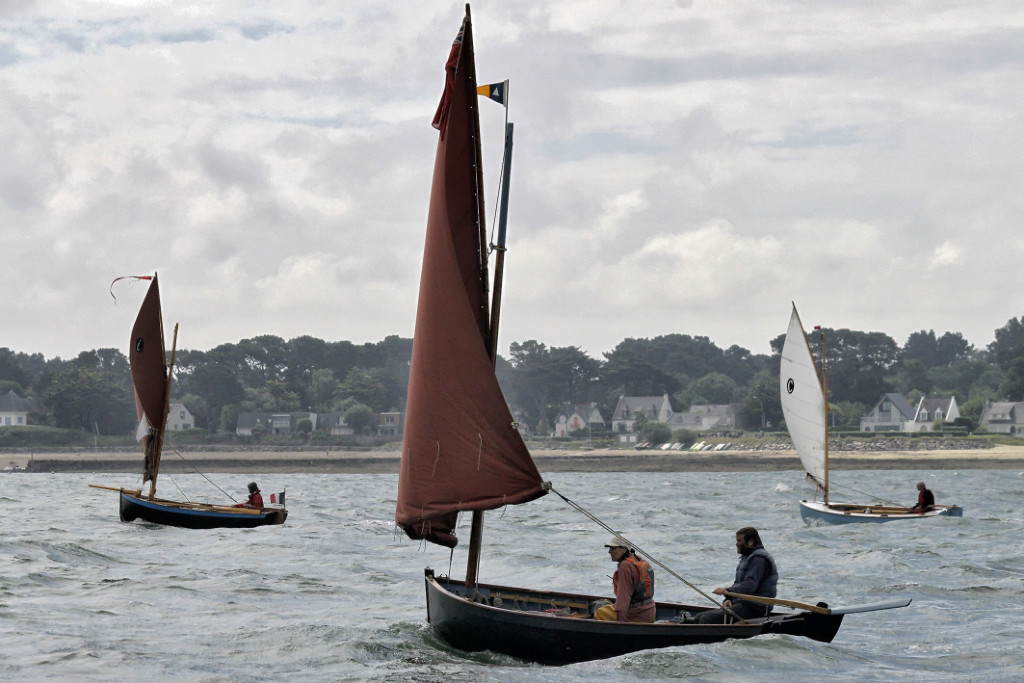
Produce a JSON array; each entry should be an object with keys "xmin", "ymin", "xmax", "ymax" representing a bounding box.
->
[{"xmin": 476, "ymin": 79, "xmax": 508, "ymax": 106}]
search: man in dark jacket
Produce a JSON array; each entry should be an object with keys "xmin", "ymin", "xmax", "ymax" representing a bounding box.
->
[{"xmin": 694, "ymin": 527, "xmax": 778, "ymax": 624}]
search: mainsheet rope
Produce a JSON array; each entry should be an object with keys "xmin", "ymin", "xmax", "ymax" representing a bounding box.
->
[
  {"xmin": 165, "ymin": 447, "xmax": 239, "ymax": 503},
  {"xmin": 821, "ymin": 479, "xmax": 904, "ymax": 507},
  {"xmin": 549, "ymin": 486, "xmax": 742, "ymax": 620}
]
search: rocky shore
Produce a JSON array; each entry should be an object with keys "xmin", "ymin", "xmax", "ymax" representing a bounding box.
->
[{"xmin": 4, "ymin": 443, "xmax": 1023, "ymax": 475}]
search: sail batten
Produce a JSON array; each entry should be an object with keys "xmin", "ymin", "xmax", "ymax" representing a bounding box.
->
[
  {"xmin": 780, "ymin": 305, "xmax": 828, "ymax": 493},
  {"xmin": 396, "ymin": 7, "xmax": 545, "ymax": 549}
]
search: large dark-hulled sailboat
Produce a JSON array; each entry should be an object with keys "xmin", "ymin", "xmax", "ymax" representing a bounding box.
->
[{"xmin": 395, "ymin": 5, "xmax": 909, "ymax": 665}]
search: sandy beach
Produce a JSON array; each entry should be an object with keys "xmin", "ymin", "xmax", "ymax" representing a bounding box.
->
[{"xmin": 5, "ymin": 444, "xmax": 1024, "ymax": 474}]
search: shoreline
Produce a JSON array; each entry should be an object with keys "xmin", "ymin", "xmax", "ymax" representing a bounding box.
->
[{"xmin": 5, "ymin": 445, "xmax": 1024, "ymax": 474}]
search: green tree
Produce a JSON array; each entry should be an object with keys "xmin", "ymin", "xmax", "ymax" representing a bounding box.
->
[
  {"xmin": 989, "ymin": 316, "xmax": 1024, "ymax": 369},
  {"xmin": 1000, "ymin": 356, "xmax": 1024, "ymax": 400},
  {"xmin": 901, "ymin": 330, "xmax": 940, "ymax": 366},
  {"xmin": 0, "ymin": 347, "xmax": 30, "ymax": 390},
  {"xmin": 681, "ymin": 372, "xmax": 739, "ymax": 405},
  {"xmin": 935, "ymin": 332, "xmax": 972, "ymax": 365},
  {"xmin": 602, "ymin": 342, "xmax": 682, "ymax": 397},
  {"xmin": 671, "ymin": 428, "xmax": 697, "ymax": 448},
  {"xmin": 743, "ymin": 370, "xmax": 779, "ymax": 430},
  {"xmin": 889, "ymin": 358, "xmax": 933, "ymax": 396},
  {"xmin": 236, "ymin": 335, "xmax": 289, "ymax": 386},
  {"xmin": 43, "ymin": 365, "xmax": 134, "ymax": 434},
  {"xmin": 219, "ymin": 403, "xmax": 240, "ymax": 433},
  {"xmin": 310, "ymin": 369, "xmax": 339, "ymax": 411},
  {"xmin": 189, "ymin": 364, "xmax": 244, "ymax": 433},
  {"xmin": 343, "ymin": 403, "xmax": 374, "ymax": 435},
  {"xmin": 641, "ymin": 421, "xmax": 671, "ymax": 445},
  {"xmin": 340, "ymin": 368, "xmax": 388, "ymax": 411}
]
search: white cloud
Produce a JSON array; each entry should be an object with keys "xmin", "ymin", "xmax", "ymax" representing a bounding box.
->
[{"xmin": 3, "ymin": 0, "xmax": 1024, "ymax": 360}]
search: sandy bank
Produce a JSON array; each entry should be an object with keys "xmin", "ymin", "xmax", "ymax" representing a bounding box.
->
[{"xmin": 4, "ymin": 444, "xmax": 1024, "ymax": 474}]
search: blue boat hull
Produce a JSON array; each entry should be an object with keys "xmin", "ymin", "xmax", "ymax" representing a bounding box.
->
[
  {"xmin": 799, "ymin": 500, "xmax": 962, "ymax": 526},
  {"xmin": 119, "ymin": 491, "xmax": 287, "ymax": 529}
]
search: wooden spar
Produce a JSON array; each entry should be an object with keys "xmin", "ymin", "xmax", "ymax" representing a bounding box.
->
[
  {"xmin": 89, "ymin": 485, "xmax": 141, "ymax": 495},
  {"xmin": 463, "ymin": 2, "xmax": 488, "ymax": 590},
  {"xmin": 148, "ymin": 322, "xmax": 178, "ymax": 500},
  {"xmin": 466, "ymin": 124, "xmax": 515, "ymax": 590},
  {"xmin": 819, "ymin": 327, "xmax": 830, "ymax": 505},
  {"xmin": 486, "ymin": 122, "xmax": 514, "ymax": 361},
  {"xmin": 723, "ymin": 591, "xmax": 832, "ymax": 615}
]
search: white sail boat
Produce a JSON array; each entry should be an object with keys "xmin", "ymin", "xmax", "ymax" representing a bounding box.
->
[{"xmin": 780, "ymin": 303, "xmax": 962, "ymax": 524}]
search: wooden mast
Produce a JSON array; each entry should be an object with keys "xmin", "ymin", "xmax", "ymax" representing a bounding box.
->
[
  {"xmin": 148, "ymin": 323, "xmax": 178, "ymax": 500},
  {"xmin": 466, "ymin": 117, "xmax": 514, "ymax": 588}
]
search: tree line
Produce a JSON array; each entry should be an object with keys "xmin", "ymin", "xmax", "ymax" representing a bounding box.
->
[{"xmin": 4, "ymin": 315, "xmax": 1024, "ymax": 437}]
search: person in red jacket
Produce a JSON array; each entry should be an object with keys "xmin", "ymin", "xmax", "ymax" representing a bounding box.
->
[
  {"xmin": 234, "ymin": 482, "xmax": 264, "ymax": 508},
  {"xmin": 909, "ymin": 481, "xmax": 935, "ymax": 513},
  {"xmin": 594, "ymin": 535, "xmax": 656, "ymax": 623}
]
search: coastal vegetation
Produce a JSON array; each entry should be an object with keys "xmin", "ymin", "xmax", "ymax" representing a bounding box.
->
[{"xmin": 4, "ymin": 314, "xmax": 1024, "ymax": 445}]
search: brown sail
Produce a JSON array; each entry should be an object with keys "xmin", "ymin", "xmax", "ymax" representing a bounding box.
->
[
  {"xmin": 395, "ymin": 6, "xmax": 546, "ymax": 549},
  {"xmin": 129, "ymin": 274, "xmax": 168, "ymax": 485}
]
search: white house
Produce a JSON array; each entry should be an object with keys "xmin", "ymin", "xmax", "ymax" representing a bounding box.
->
[
  {"xmin": 978, "ymin": 400, "xmax": 1024, "ymax": 435},
  {"xmin": 165, "ymin": 403, "xmax": 195, "ymax": 431},
  {"xmin": 0, "ymin": 390, "xmax": 32, "ymax": 427},
  {"xmin": 861, "ymin": 393, "xmax": 959, "ymax": 433},
  {"xmin": 907, "ymin": 396, "xmax": 959, "ymax": 433},
  {"xmin": 610, "ymin": 394, "xmax": 673, "ymax": 443},
  {"xmin": 860, "ymin": 393, "xmax": 916, "ymax": 432},
  {"xmin": 553, "ymin": 403, "xmax": 605, "ymax": 437}
]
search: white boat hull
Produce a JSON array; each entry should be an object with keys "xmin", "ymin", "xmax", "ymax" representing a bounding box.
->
[{"xmin": 799, "ymin": 500, "xmax": 963, "ymax": 525}]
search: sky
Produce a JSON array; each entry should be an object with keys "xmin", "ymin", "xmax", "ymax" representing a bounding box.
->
[{"xmin": 4, "ymin": 1, "xmax": 1024, "ymax": 362}]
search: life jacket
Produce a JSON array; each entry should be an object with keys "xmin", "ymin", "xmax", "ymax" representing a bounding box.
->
[
  {"xmin": 614, "ymin": 554, "xmax": 655, "ymax": 606},
  {"xmin": 734, "ymin": 546, "xmax": 778, "ymax": 599}
]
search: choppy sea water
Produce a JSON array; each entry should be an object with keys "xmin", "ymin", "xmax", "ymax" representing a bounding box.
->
[{"xmin": 1, "ymin": 468, "xmax": 1022, "ymax": 682}]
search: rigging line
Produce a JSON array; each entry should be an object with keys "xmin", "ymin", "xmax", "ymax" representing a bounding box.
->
[
  {"xmin": 166, "ymin": 447, "xmax": 237, "ymax": 503},
  {"xmin": 163, "ymin": 472, "xmax": 190, "ymax": 502},
  {"xmin": 486, "ymin": 108, "xmax": 510, "ymax": 254},
  {"xmin": 826, "ymin": 480, "xmax": 903, "ymax": 507},
  {"xmin": 549, "ymin": 486, "xmax": 739, "ymax": 619}
]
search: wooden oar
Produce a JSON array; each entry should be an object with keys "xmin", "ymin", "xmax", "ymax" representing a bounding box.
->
[{"xmin": 723, "ymin": 591, "xmax": 832, "ymax": 615}]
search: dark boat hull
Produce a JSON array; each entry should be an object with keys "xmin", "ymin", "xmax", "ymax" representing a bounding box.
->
[
  {"xmin": 119, "ymin": 491, "xmax": 287, "ymax": 529},
  {"xmin": 423, "ymin": 569, "xmax": 845, "ymax": 664}
]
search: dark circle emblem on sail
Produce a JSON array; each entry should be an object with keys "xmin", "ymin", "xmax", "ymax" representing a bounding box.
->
[{"xmin": 787, "ymin": 378, "xmax": 795, "ymax": 394}]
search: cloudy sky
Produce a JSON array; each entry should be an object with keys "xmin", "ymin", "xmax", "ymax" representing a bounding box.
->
[{"xmin": 4, "ymin": 1, "xmax": 1024, "ymax": 362}]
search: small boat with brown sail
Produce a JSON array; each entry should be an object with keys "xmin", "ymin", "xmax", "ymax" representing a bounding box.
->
[
  {"xmin": 780, "ymin": 303, "xmax": 963, "ymax": 525},
  {"xmin": 90, "ymin": 274, "xmax": 287, "ymax": 529},
  {"xmin": 395, "ymin": 5, "xmax": 909, "ymax": 665}
]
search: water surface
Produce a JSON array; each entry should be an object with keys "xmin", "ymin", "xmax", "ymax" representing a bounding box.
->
[{"xmin": 1, "ymin": 468, "xmax": 1021, "ymax": 681}]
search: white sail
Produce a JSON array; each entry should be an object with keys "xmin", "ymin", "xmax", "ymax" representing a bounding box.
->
[{"xmin": 780, "ymin": 304, "xmax": 827, "ymax": 491}]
